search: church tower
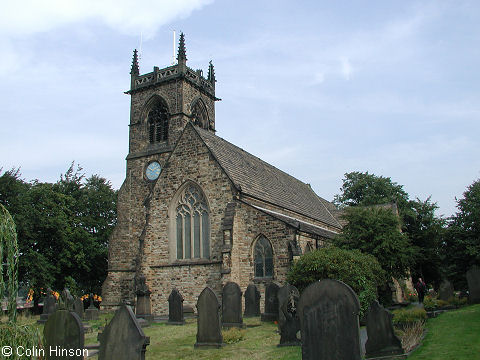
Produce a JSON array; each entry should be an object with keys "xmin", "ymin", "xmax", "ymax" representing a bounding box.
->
[{"xmin": 102, "ymin": 34, "xmax": 219, "ymax": 307}]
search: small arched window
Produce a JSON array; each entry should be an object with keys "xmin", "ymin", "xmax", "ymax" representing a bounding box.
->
[
  {"xmin": 148, "ymin": 102, "xmax": 168, "ymax": 143},
  {"xmin": 254, "ymin": 235, "xmax": 273, "ymax": 278},
  {"xmin": 175, "ymin": 184, "xmax": 210, "ymax": 260},
  {"xmin": 191, "ymin": 100, "xmax": 209, "ymax": 129}
]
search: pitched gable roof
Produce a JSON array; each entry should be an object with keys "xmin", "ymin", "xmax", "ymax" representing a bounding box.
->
[{"xmin": 193, "ymin": 125, "xmax": 341, "ymax": 229}]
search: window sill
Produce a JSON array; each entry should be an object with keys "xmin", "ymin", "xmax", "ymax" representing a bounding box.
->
[{"xmin": 151, "ymin": 259, "xmax": 222, "ymax": 268}]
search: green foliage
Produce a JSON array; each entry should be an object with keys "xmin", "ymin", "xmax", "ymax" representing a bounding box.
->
[
  {"xmin": 0, "ymin": 163, "xmax": 117, "ymax": 298},
  {"xmin": 0, "ymin": 322, "xmax": 42, "ymax": 359},
  {"xmin": 443, "ymin": 178, "xmax": 480, "ymax": 289},
  {"xmin": 0, "ymin": 204, "xmax": 19, "ymax": 322},
  {"xmin": 287, "ymin": 247, "xmax": 384, "ymax": 316},
  {"xmin": 334, "ymin": 206, "xmax": 414, "ymax": 280},
  {"xmin": 222, "ymin": 327, "xmax": 245, "ymax": 344},
  {"xmin": 333, "ymin": 171, "xmax": 409, "ymax": 210},
  {"xmin": 403, "ymin": 197, "xmax": 445, "ymax": 288},
  {"xmin": 392, "ymin": 308, "xmax": 427, "ymax": 324}
]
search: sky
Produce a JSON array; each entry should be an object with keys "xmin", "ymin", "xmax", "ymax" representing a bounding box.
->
[{"xmin": 1, "ymin": 0, "xmax": 479, "ymax": 218}]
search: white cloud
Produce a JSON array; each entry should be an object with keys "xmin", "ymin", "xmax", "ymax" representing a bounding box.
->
[
  {"xmin": 339, "ymin": 56, "xmax": 353, "ymax": 80},
  {"xmin": 0, "ymin": 0, "xmax": 214, "ymax": 38}
]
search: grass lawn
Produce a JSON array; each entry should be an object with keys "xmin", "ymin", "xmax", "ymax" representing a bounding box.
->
[{"xmin": 408, "ymin": 304, "xmax": 480, "ymax": 360}]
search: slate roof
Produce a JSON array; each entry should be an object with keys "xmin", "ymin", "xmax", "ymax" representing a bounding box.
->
[{"xmin": 194, "ymin": 126, "xmax": 342, "ymax": 229}]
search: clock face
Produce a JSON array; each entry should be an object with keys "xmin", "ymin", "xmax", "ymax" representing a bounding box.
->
[{"xmin": 145, "ymin": 161, "xmax": 162, "ymax": 181}]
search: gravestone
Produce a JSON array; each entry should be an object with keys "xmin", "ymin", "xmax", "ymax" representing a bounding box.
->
[
  {"xmin": 261, "ymin": 282, "xmax": 280, "ymax": 322},
  {"xmin": 222, "ymin": 282, "xmax": 244, "ymax": 328},
  {"xmin": 168, "ymin": 288, "xmax": 185, "ymax": 325},
  {"xmin": 84, "ymin": 293, "xmax": 99, "ymax": 321},
  {"xmin": 438, "ymin": 280, "xmax": 454, "ymax": 301},
  {"xmin": 38, "ymin": 288, "xmax": 57, "ymax": 323},
  {"xmin": 244, "ymin": 283, "xmax": 261, "ymax": 317},
  {"xmin": 278, "ymin": 284, "xmax": 300, "ymax": 347},
  {"xmin": 298, "ymin": 279, "xmax": 361, "ymax": 360},
  {"xmin": 194, "ymin": 287, "xmax": 223, "ymax": 348},
  {"xmin": 73, "ymin": 297, "xmax": 84, "ymax": 319},
  {"xmin": 61, "ymin": 288, "xmax": 75, "ymax": 311},
  {"xmin": 135, "ymin": 275, "xmax": 153, "ymax": 322},
  {"xmin": 466, "ymin": 265, "xmax": 480, "ymax": 304},
  {"xmin": 365, "ymin": 300, "xmax": 403, "ymax": 358},
  {"xmin": 43, "ymin": 309, "xmax": 85, "ymax": 359},
  {"xmin": 98, "ymin": 305, "xmax": 150, "ymax": 360}
]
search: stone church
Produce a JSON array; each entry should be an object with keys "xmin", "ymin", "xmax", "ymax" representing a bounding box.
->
[{"xmin": 101, "ymin": 34, "xmax": 343, "ymax": 314}]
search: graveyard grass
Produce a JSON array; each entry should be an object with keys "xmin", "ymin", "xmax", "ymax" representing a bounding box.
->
[{"xmin": 408, "ymin": 304, "xmax": 480, "ymax": 360}]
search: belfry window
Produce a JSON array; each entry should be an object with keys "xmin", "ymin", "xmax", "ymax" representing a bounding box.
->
[
  {"xmin": 175, "ymin": 184, "xmax": 210, "ymax": 260},
  {"xmin": 191, "ymin": 100, "xmax": 209, "ymax": 129},
  {"xmin": 148, "ymin": 103, "xmax": 168, "ymax": 143},
  {"xmin": 254, "ymin": 235, "xmax": 273, "ymax": 278}
]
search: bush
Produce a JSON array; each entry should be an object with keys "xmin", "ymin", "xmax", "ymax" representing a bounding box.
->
[
  {"xmin": 287, "ymin": 247, "xmax": 385, "ymax": 317},
  {"xmin": 392, "ymin": 308, "xmax": 427, "ymax": 324},
  {"xmin": 448, "ymin": 296, "xmax": 468, "ymax": 307},
  {"xmin": 222, "ymin": 327, "xmax": 245, "ymax": 344},
  {"xmin": 405, "ymin": 292, "xmax": 418, "ymax": 302},
  {"xmin": 423, "ymin": 296, "xmax": 437, "ymax": 311}
]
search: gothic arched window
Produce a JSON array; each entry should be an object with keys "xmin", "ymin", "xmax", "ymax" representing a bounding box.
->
[
  {"xmin": 148, "ymin": 102, "xmax": 168, "ymax": 143},
  {"xmin": 254, "ymin": 235, "xmax": 273, "ymax": 278},
  {"xmin": 175, "ymin": 184, "xmax": 210, "ymax": 260},
  {"xmin": 191, "ymin": 100, "xmax": 209, "ymax": 129}
]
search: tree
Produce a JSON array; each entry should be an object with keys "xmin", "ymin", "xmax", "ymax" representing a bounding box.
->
[
  {"xmin": 287, "ymin": 246, "xmax": 384, "ymax": 317},
  {"xmin": 403, "ymin": 197, "xmax": 445, "ymax": 288},
  {"xmin": 334, "ymin": 171, "xmax": 409, "ymax": 211},
  {"xmin": 443, "ymin": 179, "xmax": 480, "ymax": 289},
  {"xmin": 334, "ymin": 206, "xmax": 414, "ymax": 281}
]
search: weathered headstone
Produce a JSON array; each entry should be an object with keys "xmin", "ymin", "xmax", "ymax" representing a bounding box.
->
[
  {"xmin": 38, "ymin": 288, "xmax": 57, "ymax": 323},
  {"xmin": 244, "ymin": 283, "xmax": 261, "ymax": 317},
  {"xmin": 222, "ymin": 282, "xmax": 244, "ymax": 328},
  {"xmin": 298, "ymin": 279, "xmax": 361, "ymax": 360},
  {"xmin": 98, "ymin": 304, "xmax": 150, "ymax": 360},
  {"xmin": 61, "ymin": 288, "xmax": 75, "ymax": 311},
  {"xmin": 168, "ymin": 288, "xmax": 185, "ymax": 325},
  {"xmin": 438, "ymin": 279, "xmax": 454, "ymax": 301},
  {"xmin": 365, "ymin": 300, "xmax": 403, "ymax": 358},
  {"xmin": 135, "ymin": 275, "xmax": 153, "ymax": 322},
  {"xmin": 73, "ymin": 297, "xmax": 84, "ymax": 319},
  {"xmin": 261, "ymin": 282, "xmax": 280, "ymax": 322},
  {"xmin": 84, "ymin": 293, "xmax": 99, "ymax": 321},
  {"xmin": 467, "ymin": 265, "xmax": 480, "ymax": 304},
  {"xmin": 43, "ymin": 309, "xmax": 85, "ymax": 359},
  {"xmin": 194, "ymin": 287, "xmax": 223, "ymax": 348},
  {"xmin": 278, "ymin": 284, "xmax": 300, "ymax": 347}
]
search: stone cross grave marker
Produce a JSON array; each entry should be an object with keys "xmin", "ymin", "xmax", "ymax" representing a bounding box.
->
[
  {"xmin": 38, "ymin": 288, "xmax": 57, "ymax": 324},
  {"xmin": 244, "ymin": 283, "xmax": 260, "ymax": 317},
  {"xmin": 98, "ymin": 304, "xmax": 150, "ymax": 360},
  {"xmin": 194, "ymin": 287, "xmax": 223, "ymax": 348},
  {"xmin": 438, "ymin": 279, "xmax": 454, "ymax": 301},
  {"xmin": 43, "ymin": 309, "xmax": 85, "ymax": 359},
  {"xmin": 467, "ymin": 265, "xmax": 480, "ymax": 304},
  {"xmin": 278, "ymin": 283, "xmax": 300, "ymax": 346},
  {"xmin": 168, "ymin": 288, "xmax": 185, "ymax": 325},
  {"xmin": 365, "ymin": 300, "xmax": 403, "ymax": 358},
  {"xmin": 84, "ymin": 293, "xmax": 99, "ymax": 321},
  {"xmin": 261, "ymin": 282, "xmax": 280, "ymax": 322},
  {"xmin": 222, "ymin": 282, "xmax": 244, "ymax": 328},
  {"xmin": 298, "ymin": 279, "xmax": 361, "ymax": 360}
]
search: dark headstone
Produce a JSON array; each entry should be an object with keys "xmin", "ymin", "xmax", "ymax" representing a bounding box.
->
[
  {"xmin": 43, "ymin": 309, "xmax": 85, "ymax": 359},
  {"xmin": 194, "ymin": 287, "xmax": 223, "ymax": 348},
  {"xmin": 261, "ymin": 282, "xmax": 280, "ymax": 322},
  {"xmin": 84, "ymin": 293, "xmax": 99, "ymax": 321},
  {"xmin": 98, "ymin": 305, "xmax": 150, "ymax": 360},
  {"xmin": 222, "ymin": 282, "xmax": 244, "ymax": 328},
  {"xmin": 135, "ymin": 276, "xmax": 153, "ymax": 322},
  {"xmin": 365, "ymin": 300, "xmax": 403, "ymax": 358},
  {"xmin": 73, "ymin": 297, "xmax": 84, "ymax": 319},
  {"xmin": 38, "ymin": 288, "xmax": 57, "ymax": 323},
  {"xmin": 278, "ymin": 284, "xmax": 300, "ymax": 347},
  {"xmin": 438, "ymin": 280, "xmax": 454, "ymax": 301},
  {"xmin": 168, "ymin": 288, "xmax": 185, "ymax": 325},
  {"xmin": 298, "ymin": 279, "xmax": 361, "ymax": 360},
  {"xmin": 244, "ymin": 283, "xmax": 261, "ymax": 317},
  {"xmin": 467, "ymin": 265, "xmax": 480, "ymax": 304}
]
